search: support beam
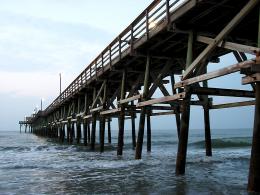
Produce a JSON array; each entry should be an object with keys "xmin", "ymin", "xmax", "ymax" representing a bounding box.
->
[
  {"xmin": 135, "ymin": 55, "xmax": 150, "ymax": 159},
  {"xmin": 197, "ymin": 36, "xmax": 260, "ymax": 55},
  {"xmin": 248, "ymin": 83, "xmax": 260, "ymax": 192},
  {"xmin": 211, "ymin": 100, "xmax": 255, "ymax": 109},
  {"xmin": 248, "ymin": 9, "xmax": 260, "ymax": 191},
  {"xmin": 191, "ymin": 87, "xmax": 255, "ymax": 98},
  {"xmin": 175, "ymin": 60, "xmax": 255, "ymax": 89},
  {"xmin": 131, "ymin": 101, "xmax": 136, "ymax": 149},
  {"xmin": 175, "ymin": 95, "xmax": 191, "ymax": 175},
  {"xmin": 147, "ymin": 109, "xmax": 151, "ymax": 152},
  {"xmin": 117, "ymin": 70, "xmax": 126, "ymax": 156},
  {"xmin": 183, "ymin": 0, "xmax": 259, "ymax": 79},
  {"xmin": 171, "ymin": 75, "xmax": 181, "ymax": 137},
  {"xmin": 136, "ymin": 92, "xmax": 186, "ymax": 107},
  {"xmin": 108, "ymin": 118, "xmax": 111, "ymax": 144}
]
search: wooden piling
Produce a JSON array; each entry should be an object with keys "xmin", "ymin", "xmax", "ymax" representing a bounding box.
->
[
  {"xmin": 135, "ymin": 55, "xmax": 150, "ymax": 159},
  {"xmin": 170, "ymin": 75, "xmax": 181, "ymax": 137},
  {"xmin": 91, "ymin": 115, "xmax": 97, "ymax": 150},
  {"xmin": 107, "ymin": 118, "xmax": 111, "ymax": 144},
  {"xmin": 147, "ymin": 108, "xmax": 151, "ymax": 152},
  {"xmin": 71, "ymin": 122, "xmax": 75, "ymax": 143},
  {"xmin": 175, "ymin": 94, "xmax": 191, "ymax": 175},
  {"xmin": 203, "ymin": 67, "xmax": 212, "ymax": 156},
  {"xmin": 67, "ymin": 123, "xmax": 70, "ymax": 143},
  {"xmin": 176, "ymin": 31, "xmax": 193, "ymax": 175},
  {"xmin": 100, "ymin": 116, "xmax": 106, "ymax": 152},
  {"xmin": 117, "ymin": 70, "xmax": 126, "ymax": 156},
  {"xmin": 83, "ymin": 120, "xmax": 88, "ymax": 146},
  {"xmin": 76, "ymin": 121, "xmax": 81, "ymax": 144},
  {"xmin": 248, "ymin": 82, "xmax": 260, "ymax": 192},
  {"xmin": 91, "ymin": 88, "xmax": 97, "ymax": 150},
  {"xmin": 131, "ymin": 101, "xmax": 136, "ymax": 149},
  {"xmin": 248, "ymin": 10, "xmax": 260, "ymax": 192}
]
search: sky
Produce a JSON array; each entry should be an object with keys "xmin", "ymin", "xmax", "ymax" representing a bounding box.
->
[{"xmin": 0, "ymin": 0, "xmax": 255, "ymax": 131}]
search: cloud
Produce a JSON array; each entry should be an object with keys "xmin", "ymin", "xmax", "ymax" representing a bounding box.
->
[{"xmin": 0, "ymin": 71, "xmax": 75, "ymax": 99}]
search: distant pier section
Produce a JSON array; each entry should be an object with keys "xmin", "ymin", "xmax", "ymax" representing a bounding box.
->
[{"xmin": 20, "ymin": 0, "xmax": 260, "ymax": 192}]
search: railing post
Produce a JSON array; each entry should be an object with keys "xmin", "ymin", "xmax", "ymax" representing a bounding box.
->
[
  {"xmin": 131, "ymin": 24, "xmax": 134, "ymax": 55},
  {"xmin": 166, "ymin": 0, "xmax": 170, "ymax": 24},
  {"xmin": 146, "ymin": 10, "xmax": 149, "ymax": 40}
]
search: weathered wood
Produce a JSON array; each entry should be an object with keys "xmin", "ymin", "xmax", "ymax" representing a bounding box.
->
[
  {"xmin": 119, "ymin": 94, "xmax": 141, "ymax": 104},
  {"xmin": 100, "ymin": 108, "xmax": 121, "ymax": 115},
  {"xmin": 204, "ymin": 105, "xmax": 212, "ymax": 156},
  {"xmin": 175, "ymin": 60, "xmax": 255, "ymax": 89},
  {"xmin": 183, "ymin": 0, "xmax": 259, "ymax": 79},
  {"xmin": 90, "ymin": 106, "xmax": 103, "ymax": 113},
  {"xmin": 76, "ymin": 121, "xmax": 81, "ymax": 144},
  {"xmin": 171, "ymin": 75, "xmax": 181, "ymax": 138},
  {"xmin": 211, "ymin": 100, "xmax": 255, "ymax": 109},
  {"xmin": 242, "ymin": 73, "xmax": 260, "ymax": 85},
  {"xmin": 248, "ymin": 83, "xmax": 260, "ymax": 192},
  {"xmin": 191, "ymin": 87, "xmax": 255, "ymax": 98},
  {"xmin": 197, "ymin": 36, "xmax": 260, "ymax": 55},
  {"xmin": 83, "ymin": 121, "xmax": 88, "ymax": 146},
  {"xmin": 248, "ymin": 11, "xmax": 260, "ymax": 191},
  {"xmin": 91, "ymin": 114, "xmax": 96, "ymax": 150},
  {"xmin": 91, "ymin": 81, "xmax": 106, "ymax": 108},
  {"xmin": 175, "ymin": 95, "xmax": 191, "ymax": 175},
  {"xmin": 147, "ymin": 109, "xmax": 151, "ymax": 152},
  {"xmin": 136, "ymin": 92, "xmax": 186, "ymax": 107},
  {"xmin": 131, "ymin": 101, "xmax": 136, "ymax": 149},
  {"xmin": 151, "ymin": 111, "xmax": 175, "ymax": 116},
  {"xmin": 135, "ymin": 56, "xmax": 150, "ymax": 159},
  {"xmin": 107, "ymin": 118, "xmax": 111, "ymax": 144},
  {"xmin": 117, "ymin": 70, "xmax": 126, "ymax": 156}
]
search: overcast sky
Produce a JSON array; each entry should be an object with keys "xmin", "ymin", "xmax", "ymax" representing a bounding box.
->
[{"xmin": 0, "ymin": 0, "xmax": 255, "ymax": 131}]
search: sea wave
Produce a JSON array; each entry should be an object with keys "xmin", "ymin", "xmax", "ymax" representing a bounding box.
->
[{"xmin": 190, "ymin": 137, "xmax": 252, "ymax": 148}]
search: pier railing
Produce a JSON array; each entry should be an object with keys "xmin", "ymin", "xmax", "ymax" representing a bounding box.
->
[{"xmin": 43, "ymin": 0, "xmax": 184, "ymax": 115}]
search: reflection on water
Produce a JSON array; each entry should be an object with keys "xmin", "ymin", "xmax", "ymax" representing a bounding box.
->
[{"xmin": 0, "ymin": 129, "xmax": 252, "ymax": 194}]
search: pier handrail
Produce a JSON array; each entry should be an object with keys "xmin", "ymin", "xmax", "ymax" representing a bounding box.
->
[{"xmin": 43, "ymin": 0, "xmax": 184, "ymax": 115}]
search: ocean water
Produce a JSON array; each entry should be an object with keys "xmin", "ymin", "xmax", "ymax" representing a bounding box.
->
[{"xmin": 0, "ymin": 128, "xmax": 253, "ymax": 195}]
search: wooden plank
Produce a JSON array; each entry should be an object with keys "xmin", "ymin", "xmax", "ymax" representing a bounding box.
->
[
  {"xmin": 242, "ymin": 73, "xmax": 260, "ymax": 85},
  {"xmin": 119, "ymin": 94, "xmax": 141, "ymax": 104},
  {"xmin": 91, "ymin": 81, "xmax": 106, "ymax": 108},
  {"xmin": 175, "ymin": 60, "xmax": 255, "ymax": 89},
  {"xmin": 100, "ymin": 108, "xmax": 121, "ymax": 115},
  {"xmin": 151, "ymin": 111, "xmax": 175, "ymax": 116},
  {"xmin": 183, "ymin": 0, "xmax": 259, "ymax": 79},
  {"xmin": 136, "ymin": 92, "xmax": 186, "ymax": 107},
  {"xmin": 90, "ymin": 106, "xmax": 103, "ymax": 113},
  {"xmin": 191, "ymin": 87, "xmax": 255, "ymax": 98},
  {"xmin": 83, "ymin": 114, "xmax": 92, "ymax": 119},
  {"xmin": 197, "ymin": 36, "xmax": 260, "ymax": 55},
  {"xmin": 211, "ymin": 100, "xmax": 255, "ymax": 109}
]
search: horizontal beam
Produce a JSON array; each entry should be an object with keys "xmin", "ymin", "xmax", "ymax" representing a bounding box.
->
[
  {"xmin": 90, "ymin": 106, "xmax": 103, "ymax": 113},
  {"xmin": 151, "ymin": 111, "xmax": 175, "ymax": 116},
  {"xmin": 83, "ymin": 115, "xmax": 92, "ymax": 119},
  {"xmin": 175, "ymin": 60, "xmax": 255, "ymax": 89},
  {"xmin": 100, "ymin": 108, "xmax": 121, "ymax": 115},
  {"xmin": 191, "ymin": 87, "xmax": 255, "ymax": 98},
  {"xmin": 210, "ymin": 100, "xmax": 255, "ymax": 109},
  {"xmin": 118, "ymin": 94, "xmax": 141, "ymax": 104},
  {"xmin": 242, "ymin": 73, "xmax": 260, "ymax": 85},
  {"xmin": 197, "ymin": 36, "xmax": 260, "ymax": 55},
  {"xmin": 136, "ymin": 92, "xmax": 186, "ymax": 107}
]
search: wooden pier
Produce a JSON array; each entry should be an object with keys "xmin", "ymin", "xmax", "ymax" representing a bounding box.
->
[{"xmin": 20, "ymin": 0, "xmax": 260, "ymax": 192}]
